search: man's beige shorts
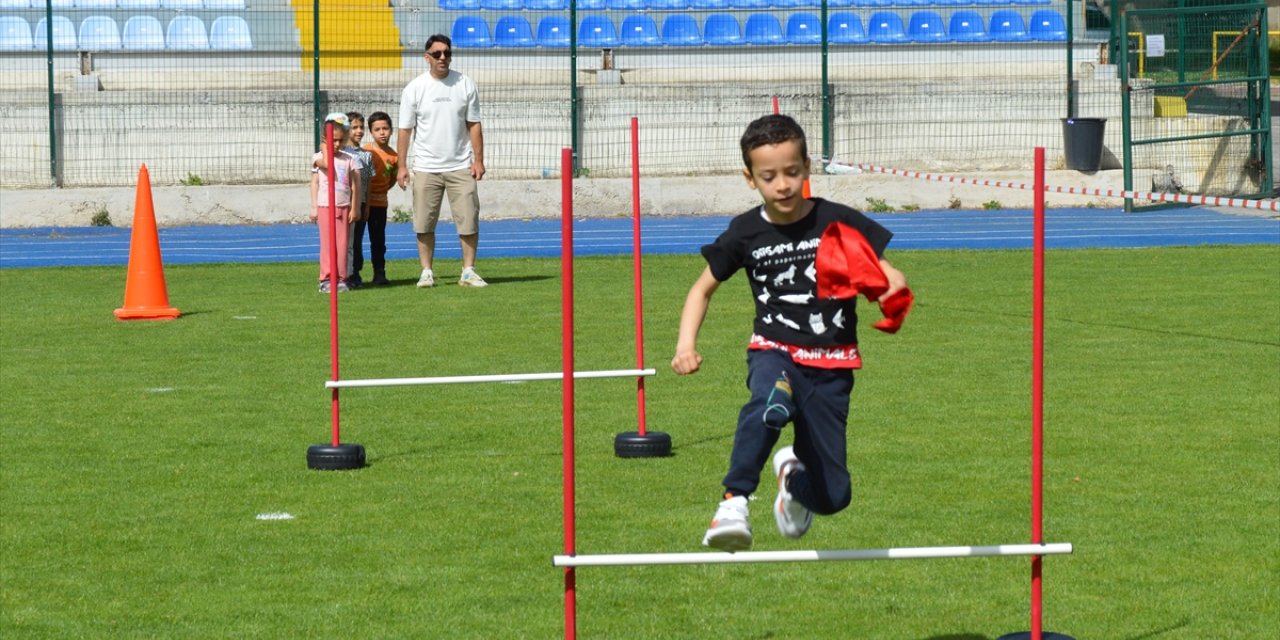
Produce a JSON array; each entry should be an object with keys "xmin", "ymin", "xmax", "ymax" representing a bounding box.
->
[{"xmin": 411, "ymin": 169, "xmax": 480, "ymax": 235}]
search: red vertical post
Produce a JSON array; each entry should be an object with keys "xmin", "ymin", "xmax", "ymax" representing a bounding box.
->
[
  {"xmin": 326, "ymin": 122, "xmax": 341, "ymax": 447},
  {"xmin": 772, "ymin": 95, "xmax": 779, "ymax": 114},
  {"xmin": 772, "ymin": 96, "xmax": 812, "ymax": 198},
  {"xmin": 1031, "ymin": 146, "xmax": 1046, "ymax": 640},
  {"xmin": 560, "ymin": 147, "xmax": 577, "ymax": 640},
  {"xmin": 630, "ymin": 117, "xmax": 648, "ymax": 437}
]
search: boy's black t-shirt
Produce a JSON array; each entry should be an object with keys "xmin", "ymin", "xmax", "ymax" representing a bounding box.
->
[{"xmin": 701, "ymin": 198, "xmax": 892, "ymax": 347}]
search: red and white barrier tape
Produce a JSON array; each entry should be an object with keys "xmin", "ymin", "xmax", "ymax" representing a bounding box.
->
[{"xmin": 824, "ymin": 161, "xmax": 1280, "ymax": 212}]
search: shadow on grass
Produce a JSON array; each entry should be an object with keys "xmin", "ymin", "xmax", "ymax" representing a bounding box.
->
[
  {"xmin": 921, "ymin": 635, "xmax": 988, "ymax": 640},
  {"xmin": 1126, "ymin": 618, "xmax": 1191, "ymax": 639},
  {"xmin": 368, "ymin": 274, "xmax": 555, "ymax": 289}
]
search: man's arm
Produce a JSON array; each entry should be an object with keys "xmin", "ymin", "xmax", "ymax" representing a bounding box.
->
[
  {"xmin": 467, "ymin": 121, "xmax": 485, "ymax": 181},
  {"xmin": 671, "ymin": 267, "xmax": 720, "ymax": 376},
  {"xmin": 395, "ymin": 128, "xmax": 412, "ymax": 190}
]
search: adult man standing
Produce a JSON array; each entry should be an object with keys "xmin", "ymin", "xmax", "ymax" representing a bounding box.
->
[{"xmin": 396, "ymin": 34, "xmax": 487, "ymax": 288}]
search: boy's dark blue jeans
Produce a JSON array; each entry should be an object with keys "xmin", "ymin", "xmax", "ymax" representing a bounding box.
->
[
  {"xmin": 352, "ymin": 206, "xmax": 388, "ymax": 277},
  {"xmin": 722, "ymin": 348, "xmax": 854, "ymax": 516}
]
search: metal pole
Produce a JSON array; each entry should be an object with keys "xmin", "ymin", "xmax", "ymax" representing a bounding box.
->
[
  {"xmin": 560, "ymin": 147, "xmax": 577, "ymax": 640},
  {"xmin": 45, "ymin": 0, "xmax": 57, "ymax": 186}
]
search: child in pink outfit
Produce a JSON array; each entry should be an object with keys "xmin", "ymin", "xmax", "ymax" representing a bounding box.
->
[{"xmin": 310, "ymin": 112, "xmax": 363, "ymax": 293}]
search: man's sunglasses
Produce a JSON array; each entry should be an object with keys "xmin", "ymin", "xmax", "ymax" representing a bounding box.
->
[{"xmin": 427, "ymin": 49, "xmax": 452, "ymax": 60}]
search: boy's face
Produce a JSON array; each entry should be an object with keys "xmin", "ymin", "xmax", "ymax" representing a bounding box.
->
[
  {"xmin": 370, "ymin": 120, "xmax": 392, "ymax": 146},
  {"xmin": 348, "ymin": 119, "xmax": 365, "ymax": 145},
  {"xmin": 743, "ymin": 140, "xmax": 811, "ymax": 221}
]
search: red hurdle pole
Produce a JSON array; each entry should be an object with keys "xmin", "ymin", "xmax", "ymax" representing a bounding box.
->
[
  {"xmin": 326, "ymin": 122, "xmax": 341, "ymax": 448},
  {"xmin": 771, "ymin": 96, "xmax": 811, "ymax": 198},
  {"xmin": 561, "ymin": 147, "xmax": 577, "ymax": 640},
  {"xmin": 1031, "ymin": 147, "xmax": 1046, "ymax": 640},
  {"xmin": 630, "ymin": 117, "xmax": 649, "ymax": 438}
]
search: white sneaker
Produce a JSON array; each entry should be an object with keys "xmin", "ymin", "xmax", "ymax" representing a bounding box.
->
[
  {"xmin": 702, "ymin": 494, "xmax": 752, "ymax": 552},
  {"xmin": 773, "ymin": 446, "xmax": 813, "ymax": 539},
  {"xmin": 458, "ymin": 268, "xmax": 488, "ymax": 288},
  {"xmin": 416, "ymin": 268, "xmax": 435, "ymax": 288}
]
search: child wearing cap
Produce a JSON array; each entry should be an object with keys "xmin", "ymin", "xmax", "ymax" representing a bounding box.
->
[{"xmin": 310, "ymin": 112, "xmax": 363, "ymax": 293}]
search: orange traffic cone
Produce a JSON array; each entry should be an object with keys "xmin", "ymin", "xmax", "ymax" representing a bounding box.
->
[{"xmin": 114, "ymin": 164, "xmax": 180, "ymax": 321}]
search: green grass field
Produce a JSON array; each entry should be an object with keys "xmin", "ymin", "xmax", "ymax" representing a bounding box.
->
[{"xmin": 1, "ymin": 246, "xmax": 1277, "ymax": 639}]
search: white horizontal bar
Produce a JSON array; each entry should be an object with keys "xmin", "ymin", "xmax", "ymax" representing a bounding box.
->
[
  {"xmin": 327, "ymin": 368, "xmax": 657, "ymax": 389},
  {"xmin": 553, "ymin": 542, "xmax": 1072, "ymax": 567}
]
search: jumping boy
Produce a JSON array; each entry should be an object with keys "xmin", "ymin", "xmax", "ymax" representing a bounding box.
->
[{"xmin": 671, "ymin": 114, "xmax": 908, "ymax": 552}]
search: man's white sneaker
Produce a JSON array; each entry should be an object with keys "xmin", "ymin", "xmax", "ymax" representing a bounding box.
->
[
  {"xmin": 702, "ymin": 494, "xmax": 752, "ymax": 552},
  {"xmin": 773, "ymin": 446, "xmax": 813, "ymax": 539},
  {"xmin": 458, "ymin": 268, "xmax": 488, "ymax": 288},
  {"xmin": 416, "ymin": 269, "xmax": 435, "ymax": 288}
]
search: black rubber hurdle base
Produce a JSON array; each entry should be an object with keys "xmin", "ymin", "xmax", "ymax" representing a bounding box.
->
[
  {"xmin": 307, "ymin": 443, "xmax": 366, "ymax": 470},
  {"xmin": 997, "ymin": 632, "xmax": 1076, "ymax": 640},
  {"xmin": 614, "ymin": 431, "xmax": 672, "ymax": 458}
]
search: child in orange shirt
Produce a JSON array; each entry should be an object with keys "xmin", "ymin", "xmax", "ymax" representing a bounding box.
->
[{"xmin": 357, "ymin": 111, "xmax": 399, "ymax": 285}]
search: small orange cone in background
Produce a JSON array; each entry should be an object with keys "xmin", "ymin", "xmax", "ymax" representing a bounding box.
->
[{"xmin": 114, "ymin": 164, "xmax": 180, "ymax": 321}]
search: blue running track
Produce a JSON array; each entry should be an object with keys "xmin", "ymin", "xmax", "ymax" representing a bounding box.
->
[{"xmin": 0, "ymin": 207, "xmax": 1276, "ymax": 269}]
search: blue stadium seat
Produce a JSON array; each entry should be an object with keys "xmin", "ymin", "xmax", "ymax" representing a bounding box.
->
[
  {"xmin": 645, "ymin": 0, "xmax": 686, "ymax": 8},
  {"xmin": 75, "ymin": 0, "xmax": 117, "ymax": 9},
  {"xmin": 827, "ymin": 12, "xmax": 867, "ymax": 44},
  {"xmin": 896, "ymin": 0, "xmax": 927, "ymax": 6},
  {"xmin": 479, "ymin": 0, "xmax": 520, "ymax": 11},
  {"xmin": 117, "ymin": 0, "xmax": 161, "ymax": 8},
  {"xmin": 689, "ymin": 0, "xmax": 729, "ymax": 9},
  {"xmin": 703, "ymin": 13, "xmax": 743, "ymax": 45},
  {"xmin": 78, "ymin": 15, "xmax": 121, "ymax": 50},
  {"xmin": 929, "ymin": 0, "xmax": 967, "ymax": 5},
  {"xmin": 743, "ymin": 13, "xmax": 783, "ymax": 45},
  {"xmin": 1013, "ymin": 0, "xmax": 1051, "ymax": 5},
  {"xmin": 661, "ymin": 14, "xmax": 702, "ymax": 46},
  {"xmin": 988, "ymin": 10, "xmax": 1029, "ymax": 41},
  {"xmin": 785, "ymin": 12, "xmax": 819, "ymax": 44},
  {"xmin": 34, "ymin": 16, "xmax": 76, "ymax": 50},
  {"xmin": 122, "ymin": 15, "xmax": 165, "ymax": 50},
  {"xmin": 161, "ymin": 0, "xmax": 202, "ymax": 8},
  {"xmin": 606, "ymin": 0, "xmax": 645, "ymax": 9},
  {"xmin": 578, "ymin": 16, "xmax": 620, "ymax": 48},
  {"xmin": 204, "ymin": 0, "xmax": 246, "ymax": 9},
  {"xmin": 853, "ymin": 0, "xmax": 890, "ymax": 7},
  {"xmin": 866, "ymin": 11, "xmax": 907, "ymax": 42},
  {"xmin": 0, "ymin": 16, "xmax": 33, "ymax": 51},
  {"xmin": 907, "ymin": 10, "xmax": 947, "ymax": 42},
  {"xmin": 730, "ymin": 0, "xmax": 770, "ymax": 8},
  {"xmin": 536, "ymin": 15, "xmax": 569, "ymax": 47},
  {"xmin": 523, "ymin": 0, "xmax": 566, "ymax": 8},
  {"xmin": 439, "ymin": 0, "xmax": 481, "ymax": 9},
  {"xmin": 493, "ymin": 15, "xmax": 535, "ymax": 47},
  {"xmin": 451, "ymin": 15, "xmax": 493, "ymax": 47},
  {"xmin": 827, "ymin": 0, "xmax": 854, "ymax": 7},
  {"xmin": 1028, "ymin": 9, "xmax": 1066, "ymax": 41},
  {"xmin": 577, "ymin": 0, "xmax": 605, "ymax": 8},
  {"xmin": 620, "ymin": 14, "xmax": 661, "ymax": 47},
  {"xmin": 166, "ymin": 15, "xmax": 208, "ymax": 49},
  {"xmin": 209, "ymin": 15, "xmax": 252, "ymax": 49},
  {"xmin": 947, "ymin": 10, "xmax": 988, "ymax": 42}
]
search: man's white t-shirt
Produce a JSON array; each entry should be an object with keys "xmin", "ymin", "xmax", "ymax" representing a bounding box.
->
[{"xmin": 398, "ymin": 69, "xmax": 481, "ymax": 173}]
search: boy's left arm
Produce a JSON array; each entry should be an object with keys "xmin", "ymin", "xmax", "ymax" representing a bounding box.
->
[
  {"xmin": 877, "ymin": 258, "xmax": 907, "ymax": 303},
  {"xmin": 349, "ymin": 168, "xmax": 363, "ymax": 222}
]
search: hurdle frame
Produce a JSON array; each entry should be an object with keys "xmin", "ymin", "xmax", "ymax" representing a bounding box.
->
[{"xmin": 557, "ymin": 147, "xmax": 1073, "ymax": 640}]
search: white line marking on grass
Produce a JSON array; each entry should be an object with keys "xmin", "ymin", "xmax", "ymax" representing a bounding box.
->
[
  {"xmin": 146, "ymin": 387, "xmax": 175, "ymax": 393},
  {"xmin": 255, "ymin": 512, "xmax": 295, "ymax": 521},
  {"xmin": 233, "ymin": 315, "xmax": 258, "ymax": 320}
]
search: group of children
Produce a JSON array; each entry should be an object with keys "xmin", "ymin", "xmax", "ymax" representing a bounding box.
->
[{"xmin": 311, "ymin": 110, "xmax": 399, "ymax": 293}]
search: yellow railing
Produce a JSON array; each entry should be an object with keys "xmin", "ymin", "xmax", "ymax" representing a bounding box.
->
[{"xmin": 1211, "ymin": 29, "xmax": 1279, "ymax": 79}]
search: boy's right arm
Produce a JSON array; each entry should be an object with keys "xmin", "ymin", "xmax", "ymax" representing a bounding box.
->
[{"xmin": 671, "ymin": 267, "xmax": 720, "ymax": 376}]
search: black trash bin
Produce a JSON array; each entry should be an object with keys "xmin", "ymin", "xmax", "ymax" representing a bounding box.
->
[{"xmin": 1062, "ymin": 117, "xmax": 1107, "ymax": 172}]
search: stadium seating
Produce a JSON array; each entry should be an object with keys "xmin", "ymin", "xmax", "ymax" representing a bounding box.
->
[
  {"xmin": 730, "ymin": 0, "xmax": 770, "ymax": 8},
  {"xmin": 209, "ymin": 15, "xmax": 252, "ymax": 49},
  {"xmin": 204, "ymin": 0, "xmax": 247, "ymax": 9},
  {"xmin": 661, "ymin": 14, "xmax": 701, "ymax": 46},
  {"xmin": 907, "ymin": 10, "xmax": 947, "ymax": 42},
  {"xmin": 743, "ymin": 13, "xmax": 783, "ymax": 45},
  {"xmin": 688, "ymin": 0, "xmax": 729, "ymax": 9},
  {"xmin": 853, "ymin": 0, "xmax": 890, "ymax": 7},
  {"xmin": 451, "ymin": 15, "xmax": 492, "ymax": 47},
  {"xmin": 947, "ymin": 10, "xmax": 988, "ymax": 41},
  {"xmin": 1013, "ymin": 0, "xmax": 1052, "ymax": 5},
  {"xmin": 0, "ymin": 0, "xmax": 30, "ymax": 9},
  {"xmin": 827, "ymin": 12, "xmax": 867, "ymax": 44},
  {"xmin": 1028, "ymin": 9, "xmax": 1066, "ymax": 41},
  {"xmin": 866, "ymin": 11, "xmax": 907, "ymax": 43},
  {"xmin": 78, "ymin": 15, "xmax": 121, "ymax": 50},
  {"xmin": 988, "ymin": 9, "xmax": 1029, "ymax": 41},
  {"xmin": 122, "ymin": 15, "xmax": 165, "ymax": 49},
  {"xmin": 161, "ymin": 0, "xmax": 203, "ymax": 9},
  {"xmin": 439, "ymin": 0, "xmax": 481, "ymax": 10},
  {"xmin": 644, "ymin": 0, "xmax": 686, "ymax": 8},
  {"xmin": 117, "ymin": 0, "xmax": 161, "ymax": 8},
  {"xmin": 703, "ymin": 13, "xmax": 742, "ymax": 45},
  {"xmin": 166, "ymin": 15, "xmax": 208, "ymax": 49},
  {"xmin": 578, "ymin": 15, "xmax": 620, "ymax": 48},
  {"xmin": 493, "ymin": 15, "xmax": 535, "ymax": 47},
  {"xmin": 606, "ymin": 0, "xmax": 646, "ymax": 9},
  {"xmin": 74, "ymin": 0, "xmax": 117, "ymax": 9},
  {"xmin": 785, "ymin": 12, "xmax": 820, "ymax": 44},
  {"xmin": 524, "ymin": 0, "xmax": 567, "ymax": 9},
  {"xmin": 34, "ymin": 16, "xmax": 76, "ymax": 50},
  {"xmin": 0, "ymin": 16, "xmax": 33, "ymax": 51},
  {"xmin": 620, "ymin": 14, "xmax": 661, "ymax": 47},
  {"xmin": 577, "ymin": 0, "xmax": 605, "ymax": 8},
  {"xmin": 536, "ymin": 15, "xmax": 569, "ymax": 47},
  {"xmin": 479, "ymin": 0, "xmax": 520, "ymax": 10}
]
